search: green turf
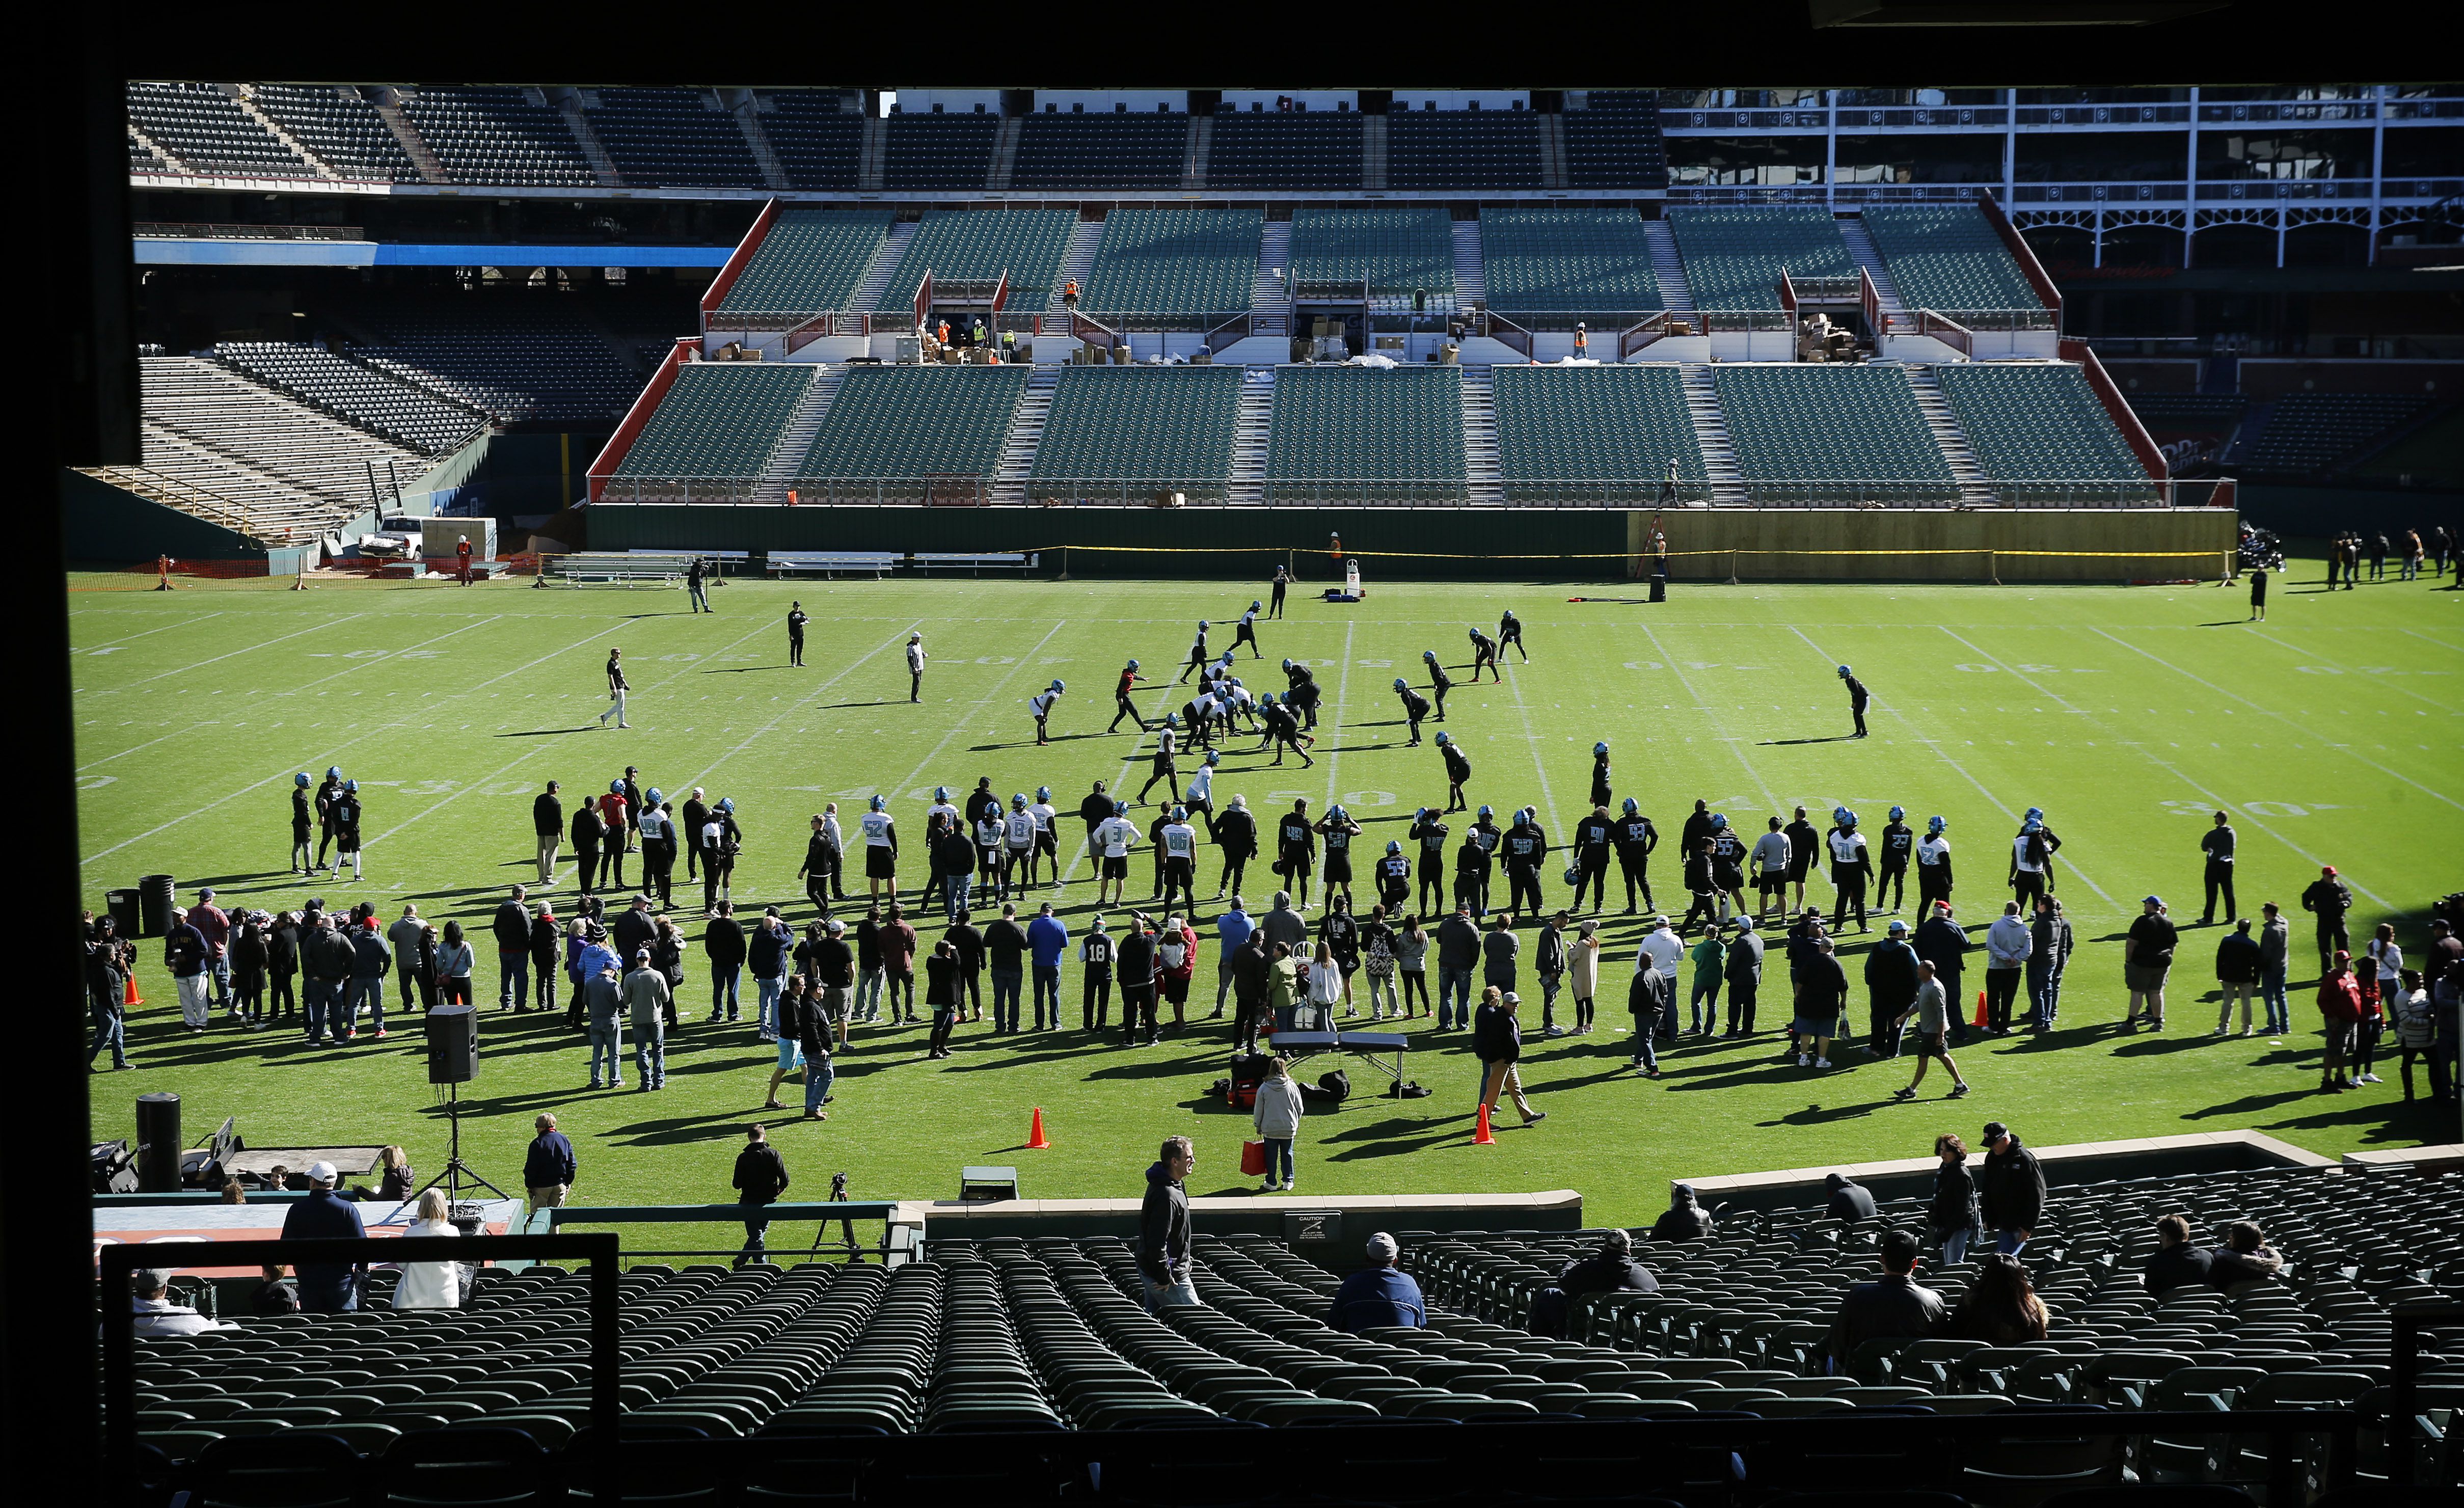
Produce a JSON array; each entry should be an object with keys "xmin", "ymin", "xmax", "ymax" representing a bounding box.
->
[{"xmin": 70, "ymin": 561, "xmax": 2462, "ymax": 1234}]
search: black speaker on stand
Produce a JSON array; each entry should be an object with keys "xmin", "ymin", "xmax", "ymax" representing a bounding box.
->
[
  {"xmin": 135, "ymin": 1091, "xmax": 182, "ymax": 1192},
  {"xmin": 414, "ymin": 1006, "xmax": 506, "ymax": 1205}
]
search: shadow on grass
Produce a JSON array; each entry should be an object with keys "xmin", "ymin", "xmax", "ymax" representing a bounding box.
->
[
  {"xmin": 497, "ymin": 726, "xmax": 600, "ymax": 738},
  {"xmin": 703, "ymin": 665, "xmax": 793, "ymax": 675}
]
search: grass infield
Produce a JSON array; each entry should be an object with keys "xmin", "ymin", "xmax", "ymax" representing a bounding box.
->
[{"xmin": 70, "ymin": 560, "xmax": 2461, "ymax": 1231}]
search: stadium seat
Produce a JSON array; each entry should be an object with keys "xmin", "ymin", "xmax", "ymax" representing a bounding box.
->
[
  {"xmin": 1669, "ymin": 206, "xmax": 1857, "ymax": 309},
  {"xmin": 1493, "ymin": 364, "xmax": 1702, "ymax": 505},
  {"xmin": 881, "ymin": 114, "xmax": 1000, "ymax": 191},
  {"xmin": 868, "ymin": 210, "xmax": 1078, "ymax": 314},
  {"xmin": 794, "ymin": 365, "xmax": 1031, "ymax": 498},
  {"xmin": 247, "ymin": 85, "xmax": 420, "ymax": 182},
  {"xmin": 1933, "ymin": 362, "xmax": 2157, "ymax": 500},
  {"xmin": 582, "ymin": 88, "xmax": 764, "ymax": 189},
  {"xmin": 1080, "ymin": 208, "xmax": 1262, "ymax": 324},
  {"xmin": 1289, "ymin": 208, "xmax": 1456, "ymax": 303},
  {"xmin": 1030, "ymin": 365, "xmax": 1243, "ymax": 502},
  {"xmin": 126, "ymin": 82, "xmax": 315, "ymax": 179},
  {"xmin": 1479, "ymin": 208, "xmax": 1662, "ymax": 318},
  {"xmin": 612, "ymin": 364, "xmax": 817, "ymax": 488},
  {"xmin": 212, "ymin": 343, "xmax": 487, "ymax": 456},
  {"xmin": 1388, "ymin": 110, "xmax": 1542, "ymax": 190},
  {"xmin": 711, "ymin": 209, "xmax": 896, "ymax": 323},
  {"xmin": 1206, "ymin": 112, "xmax": 1364, "ymax": 190},
  {"xmin": 186, "ymin": 1432, "xmax": 363, "ymax": 1508},
  {"xmin": 1561, "ymin": 92, "xmax": 1671, "ymax": 190},
  {"xmin": 760, "ymin": 91, "xmax": 863, "ymax": 190},
  {"xmin": 2245, "ymin": 393, "xmax": 2438, "ymax": 474},
  {"xmin": 396, "ymin": 88, "xmax": 596, "ymax": 188},
  {"xmin": 1862, "ymin": 206, "xmax": 2048, "ymax": 315},
  {"xmin": 1714, "ymin": 364, "xmax": 1956, "ymax": 503},
  {"xmin": 1013, "ymin": 114, "xmax": 1188, "ymax": 190},
  {"xmin": 1263, "ymin": 365, "xmax": 1466, "ymax": 504}
]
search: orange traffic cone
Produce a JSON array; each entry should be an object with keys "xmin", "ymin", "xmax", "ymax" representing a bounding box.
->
[
  {"xmin": 125, "ymin": 972, "xmax": 144, "ymax": 1008},
  {"xmin": 1472, "ymin": 1102, "xmax": 1497, "ymax": 1146},
  {"xmin": 1972, "ymin": 990, "xmax": 1989, "ymax": 1030},
  {"xmin": 1025, "ymin": 1107, "xmax": 1050, "ymax": 1150}
]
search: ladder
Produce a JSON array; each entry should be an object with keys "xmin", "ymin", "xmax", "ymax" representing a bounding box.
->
[
  {"xmin": 1250, "ymin": 221, "xmax": 1292, "ymax": 339},
  {"xmin": 991, "ymin": 366, "xmax": 1061, "ymax": 505},
  {"xmin": 1227, "ymin": 368, "xmax": 1275, "ymax": 505},
  {"xmin": 1678, "ymin": 366, "xmax": 1748, "ymax": 505},
  {"xmin": 1459, "ymin": 367, "xmax": 1503, "ymax": 506},
  {"xmin": 1643, "ymin": 220, "xmax": 1696, "ymax": 314},
  {"xmin": 1450, "ymin": 219, "xmax": 1487, "ymax": 312},
  {"xmin": 1835, "ymin": 215, "xmax": 1907, "ymax": 320},
  {"xmin": 1902, "ymin": 366, "xmax": 1995, "ymax": 504},
  {"xmin": 755, "ymin": 366, "xmax": 846, "ymax": 503}
]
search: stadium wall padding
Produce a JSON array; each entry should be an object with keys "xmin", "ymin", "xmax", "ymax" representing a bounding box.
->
[
  {"xmin": 582, "ymin": 504, "xmax": 2238, "ymax": 581},
  {"xmin": 60, "ymin": 468, "xmax": 278, "ymax": 564}
]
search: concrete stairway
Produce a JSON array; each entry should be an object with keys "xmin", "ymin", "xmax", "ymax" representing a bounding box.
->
[
  {"xmin": 1227, "ymin": 368, "xmax": 1275, "ymax": 505},
  {"xmin": 755, "ymin": 366, "xmax": 845, "ymax": 503},
  {"xmin": 1903, "ymin": 365, "xmax": 1994, "ymax": 503},
  {"xmin": 1836, "ymin": 214, "xmax": 1907, "ymax": 320},
  {"xmin": 1460, "ymin": 367, "xmax": 1503, "ymax": 506},
  {"xmin": 1678, "ymin": 365, "xmax": 1747, "ymax": 505},
  {"xmin": 1451, "ymin": 219, "xmax": 1486, "ymax": 312},
  {"xmin": 1181, "ymin": 115, "xmax": 1212, "ymax": 190},
  {"xmin": 987, "ymin": 117, "xmax": 1023, "ymax": 191},
  {"xmin": 1644, "ymin": 219, "xmax": 1696, "ymax": 314},
  {"xmin": 850, "ymin": 220, "xmax": 919, "ymax": 314},
  {"xmin": 1046, "ymin": 217, "xmax": 1107, "ymax": 327},
  {"xmin": 1250, "ymin": 221, "xmax": 1292, "ymax": 339},
  {"xmin": 371, "ymin": 90, "xmax": 449, "ymax": 184},
  {"xmin": 991, "ymin": 366, "xmax": 1061, "ymax": 504}
]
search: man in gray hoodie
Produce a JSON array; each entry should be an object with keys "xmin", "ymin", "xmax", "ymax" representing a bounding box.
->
[{"xmin": 1984, "ymin": 901, "xmax": 2034, "ymax": 1037}]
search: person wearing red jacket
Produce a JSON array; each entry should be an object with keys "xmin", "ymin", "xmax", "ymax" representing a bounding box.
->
[
  {"xmin": 2315, "ymin": 951, "xmax": 2364, "ymax": 1093},
  {"xmin": 1158, "ymin": 913, "xmax": 1200, "ymax": 1029}
]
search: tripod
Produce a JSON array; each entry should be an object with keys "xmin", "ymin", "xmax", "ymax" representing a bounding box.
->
[{"xmin": 413, "ymin": 1079, "xmax": 508, "ymax": 1208}]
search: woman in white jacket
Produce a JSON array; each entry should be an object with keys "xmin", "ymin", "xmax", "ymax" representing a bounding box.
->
[
  {"xmin": 1568, "ymin": 920, "xmax": 1602, "ymax": 1035},
  {"xmin": 1251, "ymin": 1057, "xmax": 1305, "ymax": 1192},
  {"xmin": 1306, "ymin": 942, "xmax": 1343, "ymax": 1032},
  {"xmin": 393, "ymin": 1188, "xmax": 462, "ymax": 1309}
]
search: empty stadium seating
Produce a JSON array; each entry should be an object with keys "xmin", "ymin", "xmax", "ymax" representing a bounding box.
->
[
  {"xmin": 1388, "ymin": 110, "xmax": 1542, "ymax": 190},
  {"xmin": 1289, "ymin": 208, "xmax": 1455, "ymax": 299},
  {"xmin": 795, "ymin": 365, "xmax": 1031, "ymax": 495},
  {"xmin": 1079, "ymin": 208, "xmax": 1261, "ymax": 321},
  {"xmin": 1862, "ymin": 206, "xmax": 2048, "ymax": 315},
  {"xmin": 1494, "ymin": 365, "xmax": 1703, "ymax": 505},
  {"xmin": 2246, "ymin": 392, "xmax": 2437, "ymax": 474},
  {"xmin": 126, "ymin": 82, "xmax": 312, "ymax": 179},
  {"xmin": 1479, "ymin": 208, "xmax": 1663, "ymax": 316},
  {"xmin": 397, "ymin": 87, "xmax": 595, "ymax": 188},
  {"xmin": 712, "ymin": 210, "xmax": 896, "ymax": 323},
  {"xmin": 1716, "ymin": 364, "xmax": 1956, "ymax": 501},
  {"xmin": 1013, "ymin": 114, "xmax": 1187, "ymax": 189},
  {"xmin": 881, "ymin": 114, "xmax": 999, "ymax": 190},
  {"xmin": 213, "ymin": 343, "xmax": 488, "ymax": 455},
  {"xmin": 868, "ymin": 210, "xmax": 1077, "ymax": 315},
  {"xmin": 332, "ymin": 292, "xmax": 654, "ymax": 424},
  {"xmin": 1206, "ymin": 112, "xmax": 1365, "ymax": 191},
  {"xmin": 1029, "ymin": 365, "xmax": 1243, "ymax": 500},
  {"xmin": 760, "ymin": 92, "xmax": 863, "ymax": 191},
  {"xmin": 1670, "ymin": 206, "xmax": 1856, "ymax": 309},
  {"xmin": 1563, "ymin": 92, "xmax": 1672, "ymax": 191},
  {"xmin": 1933, "ymin": 363, "xmax": 2157, "ymax": 498},
  {"xmin": 1265, "ymin": 365, "xmax": 1465, "ymax": 502},
  {"xmin": 585, "ymin": 88, "xmax": 764, "ymax": 188},
  {"xmin": 136, "ymin": 358, "xmax": 430, "ymax": 538},
  {"xmin": 246, "ymin": 85, "xmax": 420, "ymax": 182},
  {"xmin": 612, "ymin": 364, "xmax": 816, "ymax": 490}
]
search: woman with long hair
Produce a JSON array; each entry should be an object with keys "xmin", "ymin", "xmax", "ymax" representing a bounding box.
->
[
  {"xmin": 1928, "ymin": 1133, "xmax": 1980, "ymax": 1265},
  {"xmin": 394, "ymin": 1188, "xmax": 463, "ymax": 1310},
  {"xmin": 1306, "ymin": 941, "xmax": 1343, "ymax": 1032},
  {"xmin": 1956, "ymin": 1253, "xmax": 2049, "ymax": 1343},
  {"xmin": 374, "ymin": 1144, "xmax": 415, "ymax": 1205},
  {"xmin": 1568, "ymin": 920, "xmax": 1602, "ymax": 1034},
  {"xmin": 1251, "ymin": 1056, "xmax": 1305, "ymax": 1192},
  {"xmin": 436, "ymin": 920, "xmax": 474, "ymax": 1007},
  {"xmin": 1395, "ymin": 914, "xmax": 1430, "ymax": 1018}
]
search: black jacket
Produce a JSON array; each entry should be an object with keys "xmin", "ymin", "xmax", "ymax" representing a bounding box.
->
[
  {"xmin": 1979, "ymin": 1137, "xmax": 2047, "ymax": 1233},
  {"xmin": 733, "ymin": 1143, "xmax": 790, "ymax": 1205},
  {"xmin": 1928, "ymin": 1161, "xmax": 1980, "ymax": 1241},
  {"xmin": 703, "ymin": 917, "xmax": 746, "ymax": 969},
  {"xmin": 533, "ymin": 791, "xmax": 562, "ymax": 838},
  {"xmin": 2215, "ymin": 930, "xmax": 2261, "ymax": 984},
  {"xmin": 2144, "ymin": 1243, "xmax": 2214, "ymax": 1294},
  {"xmin": 1651, "ymin": 1185, "xmax": 1713, "ymax": 1241},
  {"xmin": 1138, "ymin": 1161, "xmax": 1190, "ymax": 1284},
  {"xmin": 2207, "ymin": 1245, "xmax": 2284, "ymax": 1289},
  {"xmin": 1828, "ymin": 1273, "xmax": 1945, "ymax": 1368},
  {"xmin": 1557, "ymin": 1252, "xmax": 1659, "ymax": 1299},
  {"xmin": 492, "ymin": 900, "xmax": 531, "ymax": 952},
  {"xmin": 1824, "ymin": 1175, "xmax": 1878, "ymax": 1222}
]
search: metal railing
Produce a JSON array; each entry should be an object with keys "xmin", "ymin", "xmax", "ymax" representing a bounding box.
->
[
  {"xmin": 592, "ymin": 475, "xmax": 2216, "ymax": 510},
  {"xmin": 132, "ymin": 221, "xmax": 365, "ymax": 240}
]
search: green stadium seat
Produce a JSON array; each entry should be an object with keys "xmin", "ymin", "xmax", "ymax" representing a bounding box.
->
[
  {"xmin": 1494, "ymin": 365, "xmax": 1703, "ymax": 505},
  {"xmin": 1933, "ymin": 363, "xmax": 2159, "ymax": 501},
  {"xmin": 870, "ymin": 210, "xmax": 1077, "ymax": 314},
  {"xmin": 1480, "ymin": 208, "xmax": 1662, "ymax": 317},
  {"xmin": 1670, "ymin": 206, "xmax": 1856, "ymax": 310},
  {"xmin": 1862, "ymin": 206, "xmax": 2047, "ymax": 316},
  {"xmin": 713, "ymin": 210, "xmax": 895, "ymax": 322},
  {"xmin": 794, "ymin": 365, "xmax": 1030, "ymax": 500},
  {"xmin": 612, "ymin": 364, "xmax": 817, "ymax": 488},
  {"xmin": 1080, "ymin": 208, "xmax": 1261, "ymax": 325},
  {"xmin": 1030, "ymin": 365, "xmax": 1243, "ymax": 502},
  {"xmin": 1714, "ymin": 364, "xmax": 1956, "ymax": 503},
  {"xmin": 1264, "ymin": 365, "xmax": 1465, "ymax": 504},
  {"xmin": 1289, "ymin": 208, "xmax": 1455, "ymax": 302},
  {"xmin": 2247, "ymin": 392, "xmax": 2436, "ymax": 474}
]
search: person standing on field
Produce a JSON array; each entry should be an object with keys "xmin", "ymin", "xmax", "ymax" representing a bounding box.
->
[
  {"xmin": 2201, "ymin": 811, "xmax": 2238, "ymax": 925},
  {"xmin": 905, "ymin": 633, "xmax": 927, "ymax": 703},
  {"xmin": 2301, "ymin": 866, "xmax": 2353, "ymax": 980},
  {"xmin": 786, "ymin": 602, "xmax": 808, "ymax": 666},
  {"xmin": 598, "ymin": 647, "xmax": 630, "ymax": 729},
  {"xmin": 686, "ymin": 556, "xmax": 712, "ymax": 613},
  {"xmin": 1892, "ymin": 961, "xmax": 1970, "ymax": 1100},
  {"xmin": 2124, "ymin": 895, "xmax": 2178, "ymax": 1031}
]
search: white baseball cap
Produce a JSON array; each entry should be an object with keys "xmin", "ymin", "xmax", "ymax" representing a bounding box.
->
[{"xmin": 306, "ymin": 1161, "xmax": 339, "ymax": 1183}]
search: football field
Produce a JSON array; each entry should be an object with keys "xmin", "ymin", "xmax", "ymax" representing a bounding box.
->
[{"xmin": 69, "ymin": 561, "xmax": 2462, "ymax": 1229}]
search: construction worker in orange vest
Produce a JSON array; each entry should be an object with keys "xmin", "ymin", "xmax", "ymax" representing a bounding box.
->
[{"xmin": 1062, "ymin": 279, "xmax": 1079, "ymax": 309}]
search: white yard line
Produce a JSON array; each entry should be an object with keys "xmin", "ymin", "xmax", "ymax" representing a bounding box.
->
[
  {"xmin": 2238, "ymin": 626, "xmax": 2462, "ymax": 716},
  {"xmin": 881, "ymin": 622, "xmax": 1069, "ymax": 804},
  {"xmin": 680, "ymin": 620, "xmax": 925, "ymax": 792},
  {"xmin": 2082, "ymin": 625, "xmax": 2462, "ymax": 817},
  {"xmin": 1320, "ymin": 621, "xmax": 1357, "ymax": 810},
  {"xmin": 84, "ymin": 613, "xmax": 367, "ymax": 693},
  {"xmin": 78, "ymin": 610, "xmax": 226, "ymax": 651},
  {"xmin": 1639, "ymin": 623, "xmax": 1780, "ymax": 814},
  {"xmin": 1949, "ymin": 627, "xmax": 2405, "ymax": 917},
  {"xmin": 1786, "ymin": 625, "xmax": 2120, "ymax": 913}
]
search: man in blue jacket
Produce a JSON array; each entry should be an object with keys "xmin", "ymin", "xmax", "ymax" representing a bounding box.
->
[
  {"xmin": 1026, "ymin": 902, "xmax": 1069, "ymax": 1031},
  {"xmin": 525, "ymin": 1113, "xmax": 576, "ymax": 1208},
  {"xmin": 1328, "ymin": 1232, "xmax": 1427, "ymax": 1331},
  {"xmin": 280, "ymin": 1161, "xmax": 367, "ymax": 1312},
  {"xmin": 346, "ymin": 917, "xmax": 393, "ymax": 1040}
]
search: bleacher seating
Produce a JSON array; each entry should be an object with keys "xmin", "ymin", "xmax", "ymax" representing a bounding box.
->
[
  {"xmin": 126, "ymin": 82, "xmax": 311, "ymax": 179},
  {"xmin": 1933, "ymin": 363, "xmax": 2156, "ymax": 496},
  {"xmin": 795, "ymin": 365, "xmax": 1031, "ymax": 492},
  {"xmin": 1670, "ymin": 206, "xmax": 1857, "ymax": 309},
  {"xmin": 2246, "ymin": 392, "xmax": 2438, "ymax": 474},
  {"xmin": 612, "ymin": 364, "xmax": 816, "ymax": 484},
  {"xmin": 121, "ymin": 1165, "xmax": 2462, "ymax": 1467},
  {"xmin": 1494, "ymin": 365, "xmax": 1703, "ymax": 504},
  {"xmin": 129, "ymin": 134, "xmax": 161, "ymax": 174},
  {"xmin": 1862, "ymin": 206, "xmax": 2048, "ymax": 315},
  {"xmin": 213, "ymin": 343, "xmax": 488, "ymax": 456},
  {"xmin": 246, "ymin": 85, "xmax": 420, "ymax": 183},
  {"xmin": 1479, "ymin": 208, "xmax": 1662, "ymax": 316},
  {"xmin": 1013, "ymin": 114, "xmax": 1187, "ymax": 190},
  {"xmin": 1079, "ymin": 208, "xmax": 1261, "ymax": 322},
  {"xmin": 1029, "ymin": 365, "xmax": 1244, "ymax": 501},
  {"xmin": 1387, "ymin": 110, "xmax": 1542, "ymax": 190},
  {"xmin": 136, "ymin": 357, "xmax": 429, "ymax": 538},
  {"xmin": 760, "ymin": 92, "xmax": 863, "ymax": 191},
  {"xmin": 712, "ymin": 209, "xmax": 895, "ymax": 322},
  {"xmin": 584, "ymin": 88, "xmax": 764, "ymax": 188},
  {"xmin": 1562, "ymin": 91, "xmax": 1672, "ymax": 190},
  {"xmin": 331, "ymin": 291, "xmax": 659, "ymax": 424},
  {"xmin": 397, "ymin": 87, "xmax": 595, "ymax": 188},
  {"xmin": 1265, "ymin": 365, "xmax": 1465, "ymax": 502},
  {"xmin": 1715, "ymin": 364, "xmax": 1956, "ymax": 501},
  {"xmin": 1289, "ymin": 208, "xmax": 1455, "ymax": 299},
  {"xmin": 867, "ymin": 210, "xmax": 1077, "ymax": 314},
  {"xmin": 880, "ymin": 113, "xmax": 1000, "ymax": 191},
  {"xmin": 1206, "ymin": 113, "xmax": 1364, "ymax": 191}
]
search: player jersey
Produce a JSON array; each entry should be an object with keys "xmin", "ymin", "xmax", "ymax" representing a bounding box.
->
[
  {"xmin": 926, "ymin": 800, "xmax": 960, "ymax": 836},
  {"xmin": 1030, "ymin": 691, "xmax": 1059, "ymax": 720},
  {"xmin": 1029, "ymin": 802, "xmax": 1057, "ymax": 835},
  {"xmin": 1917, "ymin": 834, "xmax": 1951, "ymax": 868},
  {"xmin": 1278, "ymin": 814, "xmax": 1314, "ymax": 853},
  {"xmin": 1004, "ymin": 812, "xmax": 1038, "ymax": 849},
  {"xmin": 1468, "ymin": 824, "xmax": 1501, "ymax": 858},
  {"xmin": 860, "ymin": 811, "xmax": 895, "ymax": 848},
  {"xmin": 1829, "ymin": 830, "xmax": 1869, "ymax": 870},
  {"xmin": 637, "ymin": 808, "xmax": 670, "ymax": 844},
  {"xmin": 1096, "ymin": 817, "xmax": 1136, "ymax": 856},
  {"xmin": 700, "ymin": 819, "xmax": 725, "ymax": 854},
  {"xmin": 291, "ymin": 789, "xmax": 312, "ymax": 830},
  {"xmin": 975, "ymin": 817, "xmax": 1005, "ymax": 853},
  {"xmin": 1711, "ymin": 830, "xmax": 1745, "ymax": 868},
  {"xmin": 1080, "ymin": 933, "xmax": 1114, "ymax": 972},
  {"xmin": 1442, "ymin": 746, "xmax": 1471, "ymax": 781},
  {"xmin": 1323, "ymin": 823, "xmax": 1356, "ymax": 854},
  {"xmin": 1116, "ymin": 669, "xmax": 1138, "ymax": 697},
  {"xmin": 1185, "ymin": 768, "xmax": 1213, "ymax": 806},
  {"xmin": 1615, "ymin": 817, "xmax": 1656, "ymax": 855},
  {"xmin": 1238, "ymin": 610, "xmax": 1257, "ymax": 630},
  {"xmin": 1416, "ymin": 820, "xmax": 1450, "ymax": 856},
  {"xmin": 1470, "ymin": 632, "xmax": 1496, "ymax": 659},
  {"xmin": 1505, "ymin": 825, "xmax": 1543, "ymax": 864},
  {"xmin": 1162, "ymin": 823, "xmax": 1198, "ymax": 859},
  {"xmin": 2012, "ymin": 833, "xmax": 2045, "ymax": 873},
  {"xmin": 1881, "ymin": 822, "xmax": 1914, "ymax": 865},
  {"xmin": 330, "ymin": 796, "xmax": 362, "ymax": 833},
  {"xmin": 1378, "ymin": 855, "xmax": 1411, "ymax": 886},
  {"xmin": 1574, "ymin": 815, "xmax": 1613, "ymax": 851}
]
